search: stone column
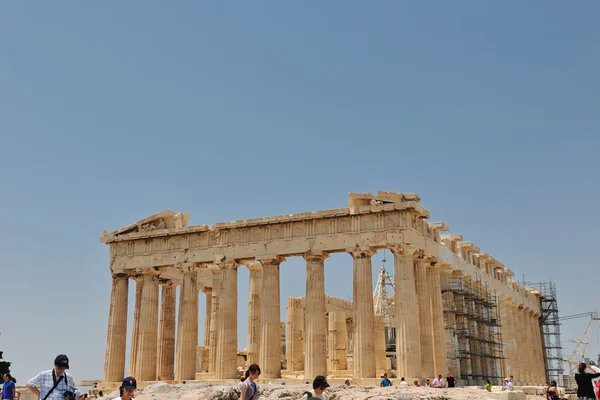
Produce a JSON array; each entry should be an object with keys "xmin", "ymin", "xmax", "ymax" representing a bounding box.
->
[
  {"xmin": 208, "ymin": 268, "xmax": 222, "ymax": 374},
  {"xmin": 374, "ymin": 314, "xmax": 387, "ymax": 372},
  {"xmin": 202, "ymin": 288, "xmax": 212, "ymax": 347},
  {"xmin": 415, "ymin": 258, "xmax": 434, "ymax": 378},
  {"xmin": 157, "ymin": 280, "xmax": 177, "ymax": 380},
  {"xmin": 129, "ymin": 277, "xmax": 143, "ymax": 377},
  {"xmin": 247, "ymin": 264, "xmax": 263, "ymax": 366},
  {"xmin": 514, "ymin": 306, "xmax": 527, "ymax": 383},
  {"xmin": 103, "ymin": 274, "xmax": 129, "ymax": 383},
  {"xmin": 535, "ymin": 314, "xmax": 547, "ymax": 383},
  {"xmin": 135, "ymin": 271, "xmax": 159, "ymax": 381},
  {"xmin": 216, "ymin": 262, "xmax": 238, "ymax": 379},
  {"xmin": 350, "ymin": 249, "xmax": 376, "ymax": 380},
  {"xmin": 287, "ymin": 298, "xmax": 305, "ymax": 372},
  {"xmin": 523, "ymin": 307, "xmax": 534, "ymax": 383},
  {"xmin": 327, "ymin": 311, "xmax": 348, "ymax": 371},
  {"xmin": 303, "ymin": 253, "xmax": 329, "ymax": 379},
  {"xmin": 531, "ymin": 312, "xmax": 544, "ymax": 384},
  {"xmin": 427, "ymin": 264, "xmax": 448, "ymax": 376},
  {"xmin": 392, "ymin": 247, "xmax": 421, "ymax": 379},
  {"xmin": 498, "ymin": 298, "xmax": 512, "ymax": 378},
  {"xmin": 175, "ymin": 266, "xmax": 199, "ymax": 381},
  {"xmin": 259, "ymin": 257, "xmax": 285, "ymax": 378},
  {"xmin": 509, "ymin": 301, "xmax": 521, "ymax": 382}
]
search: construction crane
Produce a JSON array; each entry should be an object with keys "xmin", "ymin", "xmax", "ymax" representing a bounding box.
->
[
  {"xmin": 373, "ymin": 251, "xmax": 395, "ymax": 335},
  {"xmin": 561, "ymin": 311, "xmax": 600, "ymax": 375}
]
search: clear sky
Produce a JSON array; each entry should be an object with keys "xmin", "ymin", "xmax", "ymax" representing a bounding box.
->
[{"xmin": 1, "ymin": 1, "xmax": 599, "ymax": 384}]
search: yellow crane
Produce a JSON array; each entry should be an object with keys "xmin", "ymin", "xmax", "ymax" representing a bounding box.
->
[{"xmin": 562, "ymin": 311, "xmax": 600, "ymax": 375}]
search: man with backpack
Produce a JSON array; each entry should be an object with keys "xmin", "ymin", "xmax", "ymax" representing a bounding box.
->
[
  {"xmin": 27, "ymin": 355, "xmax": 75, "ymax": 400},
  {"xmin": 301, "ymin": 376, "xmax": 330, "ymax": 400}
]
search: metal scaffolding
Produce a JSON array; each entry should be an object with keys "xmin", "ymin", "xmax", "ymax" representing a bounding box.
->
[
  {"xmin": 442, "ymin": 277, "xmax": 505, "ymax": 385},
  {"xmin": 526, "ymin": 281, "xmax": 564, "ymax": 384}
]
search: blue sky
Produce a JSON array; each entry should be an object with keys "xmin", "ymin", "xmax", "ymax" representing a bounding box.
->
[{"xmin": 1, "ymin": 1, "xmax": 599, "ymax": 383}]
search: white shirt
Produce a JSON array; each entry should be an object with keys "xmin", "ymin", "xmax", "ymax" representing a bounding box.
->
[
  {"xmin": 399, "ymin": 381, "xmax": 408, "ymax": 387},
  {"xmin": 28, "ymin": 370, "xmax": 75, "ymax": 400},
  {"xmin": 301, "ymin": 391, "xmax": 329, "ymax": 400},
  {"xmin": 506, "ymin": 381, "xmax": 513, "ymax": 391}
]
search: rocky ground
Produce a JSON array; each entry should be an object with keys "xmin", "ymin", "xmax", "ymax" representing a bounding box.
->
[{"xmin": 101, "ymin": 381, "xmax": 553, "ymax": 400}]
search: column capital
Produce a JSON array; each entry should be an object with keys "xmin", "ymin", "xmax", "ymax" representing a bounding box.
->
[
  {"xmin": 140, "ymin": 267, "xmax": 161, "ymax": 276},
  {"xmin": 111, "ymin": 271, "xmax": 129, "ymax": 279},
  {"xmin": 258, "ymin": 255, "xmax": 286, "ymax": 266},
  {"xmin": 159, "ymin": 279, "xmax": 178, "ymax": 288},
  {"xmin": 200, "ymin": 286, "xmax": 212, "ymax": 294},
  {"xmin": 347, "ymin": 248, "xmax": 376, "ymax": 259},
  {"xmin": 303, "ymin": 252, "xmax": 330, "ymax": 262},
  {"xmin": 218, "ymin": 261, "xmax": 239, "ymax": 270},
  {"xmin": 175, "ymin": 262, "xmax": 201, "ymax": 273},
  {"xmin": 247, "ymin": 262, "xmax": 263, "ymax": 272},
  {"xmin": 388, "ymin": 245, "xmax": 417, "ymax": 255}
]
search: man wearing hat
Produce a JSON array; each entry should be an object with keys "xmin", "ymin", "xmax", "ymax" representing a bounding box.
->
[
  {"xmin": 27, "ymin": 355, "xmax": 75, "ymax": 400},
  {"xmin": 117, "ymin": 377, "xmax": 136, "ymax": 400},
  {"xmin": 301, "ymin": 376, "xmax": 330, "ymax": 400}
]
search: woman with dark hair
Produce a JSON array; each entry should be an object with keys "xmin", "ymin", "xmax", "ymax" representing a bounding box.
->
[
  {"xmin": 116, "ymin": 377, "xmax": 136, "ymax": 400},
  {"xmin": 546, "ymin": 380, "xmax": 560, "ymax": 400},
  {"xmin": 239, "ymin": 364, "xmax": 260, "ymax": 400},
  {"xmin": 575, "ymin": 362, "xmax": 600, "ymax": 400}
]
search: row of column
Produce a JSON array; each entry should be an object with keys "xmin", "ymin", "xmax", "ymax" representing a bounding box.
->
[{"xmin": 499, "ymin": 298, "xmax": 546, "ymax": 384}]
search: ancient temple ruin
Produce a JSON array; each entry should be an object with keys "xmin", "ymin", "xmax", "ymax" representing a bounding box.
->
[{"xmin": 100, "ymin": 191, "xmax": 547, "ymax": 387}]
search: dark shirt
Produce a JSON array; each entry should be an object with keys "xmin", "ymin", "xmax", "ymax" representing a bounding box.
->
[
  {"xmin": 447, "ymin": 376, "xmax": 456, "ymax": 388},
  {"xmin": 575, "ymin": 372, "xmax": 600, "ymax": 398},
  {"xmin": 380, "ymin": 378, "xmax": 391, "ymax": 387},
  {"xmin": 2, "ymin": 381, "xmax": 15, "ymax": 400}
]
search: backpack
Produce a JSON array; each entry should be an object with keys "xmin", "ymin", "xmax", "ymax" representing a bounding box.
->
[{"xmin": 302, "ymin": 391, "xmax": 312, "ymax": 399}]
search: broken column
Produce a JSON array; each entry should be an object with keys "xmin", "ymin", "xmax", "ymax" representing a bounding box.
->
[
  {"xmin": 392, "ymin": 247, "xmax": 421, "ymax": 380},
  {"xmin": 259, "ymin": 257, "xmax": 284, "ymax": 378},
  {"xmin": 247, "ymin": 264, "xmax": 263, "ymax": 366},
  {"xmin": 350, "ymin": 249, "xmax": 376, "ymax": 379},
  {"xmin": 303, "ymin": 253, "xmax": 329, "ymax": 378},
  {"xmin": 374, "ymin": 314, "xmax": 387, "ymax": 373},
  {"xmin": 175, "ymin": 265, "xmax": 199, "ymax": 381},
  {"xmin": 327, "ymin": 311, "xmax": 348, "ymax": 371},
  {"xmin": 287, "ymin": 297, "xmax": 305, "ymax": 372},
  {"xmin": 135, "ymin": 270, "xmax": 159, "ymax": 381},
  {"xmin": 216, "ymin": 262, "xmax": 238, "ymax": 379},
  {"xmin": 157, "ymin": 280, "xmax": 177, "ymax": 380},
  {"xmin": 103, "ymin": 273, "xmax": 129, "ymax": 383}
]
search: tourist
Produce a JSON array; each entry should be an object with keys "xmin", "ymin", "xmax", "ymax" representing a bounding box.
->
[
  {"xmin": 446, "ymin": 372, "xmax": 456, "ymax": 388},
  {"xmin": 3, "ymin": 374, "xmax": 16, "ymax": 400},
  {"xmin": 424, "ymin": 378, "xmax": 431, "ymax": 387},
  {"xmin": 546, "ymin": 380, "xmax": 560, "ymax": 400},
  {"xmin": 399, "ymin": 377, "xmax": 408, "ymax": 387},
  {"xmin": 504, "ymin": 377, "xmax": 513, "ymax": 392},
  {"xmin": 343, "ymin": 379, "xmax": 350, "ymax": 386},
  {"xmin": 432, "ymin": 374, "xmax": 443, "ymax": 388},
  {"xmin": 413, "ymin": 380, "xmax": 420, "ymax": 387},
  {"xmin": 27, "ymin": 354, "xmax": 75, "ymax": 400},
  {"xmin": 116, "ymin": 377, "xmax": 136, "ymax": 400},
  {"xmin": 380, "ymin": 373, "xmax": 392, "ymax": 387},
  {"xmin": 575, "ymin": 362, "xmax": 600, "ymax": 400},
  {"xmin": 240, "ymin": 364, "xmax": 260, "ymax": 400},
  {"xmin": 301, "ymin": 375, "xmax": 330, "ymax": 400},
  {"xmin": 485, "ymin": 379, "xmax": 492, "ymax": 392}
]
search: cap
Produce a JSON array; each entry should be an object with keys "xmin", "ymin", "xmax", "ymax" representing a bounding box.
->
[
  {"xmin": 54, "ymin": 354, "xmax": 70, "ymax": 370},
  {"xmin": 122, "ymin": 377, "xmax": 137, "ymax": 391},
  {"xmin": 313, "ymin": 375, "xmax": 330, "ymax": 389}
]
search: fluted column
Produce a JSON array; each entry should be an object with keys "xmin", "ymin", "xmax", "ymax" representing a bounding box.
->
[
  {"xmin": 129, "ymin": 277, "xmax": 143, "ymax": 377},
  {"xmin": 498, "ymin": 298, "xmax": 512, "ymax": 378},
  {"xmin": 535, "ymin": 314, "xmax": 547, "ymax": 383},
  {"xmin": 415, "ymin": 258, "xmax": 434, "ymax": 378},
  {"xmin": 135, "ymin": 271, "xmax": 159, "ymax": 381},
  {"xmin": 103, "ymin": 274, "xmax": 129, "ymax": 382},
  {"xmin": 427, "ymin": 264, "xmax": 448, "ymax": 376},
  {"xmin": 202, "ymin": 288, "xmax": 212, "ymax": 347},
  {"xmin": 216, "ymin": 262, "xmax": 238, "ymax": 379},
  {"xmin": 327, "ymin": 311, "xmax": 347, "ymax": 371},
  {"xmin": 157, "ymin": 280, "xmax": 177, "ymax": 380},
  {"xmin": 303, "ymin": 253, "xmax": 329, "ymax": 379},
  {"xmin": 247, "ymin": 264, "xmax": 263, "ymax": 366},
  {"xmin": 287, "ymin": 298, "xmax": 305, "ymax": 372},
  {"xmin": 531, "ymin": 312, "xmax": 544, "ymax": 384},
  {"xmin": 374, "ymin": 314, "xmax": 387, "ymax": 372},
  {"xmin": 208, "ymin": 268, "xmax": 222, "ymax": 374},
  {"xmin": 515, "ymin": 306, "xmax": 527, "ymax": 383},
  {"xmin": 259, "ymin": 257, "xmax": 284, "ymax": 378},
  {"xmin": 350, "ymin": 249, "xmax": 376, "ymax": 379},
  {"xmin": 392, "ymin": 247, "xmax": 421, "ymax": 379},
  {"xmin": 175, "ymin": 265, "xmax": 199, "ymax": 380},
  {"xmin": 509, "ymin": 301, "xmax": 521, "ymax": 382}
]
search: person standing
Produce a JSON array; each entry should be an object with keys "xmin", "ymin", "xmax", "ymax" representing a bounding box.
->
[
  {"xmin": 504, "ymin": 377, "xmax": 513, "ymax": 392},
  {"xmin": 485, "ymin": 380, "xmax": 492, "ymax": 392},
  {"xmin": 575, "ymin": 362, "xmax": 600, "ymax": 400},
  {"xmin": 239, "ymin": 364, "xmax": 260, "ymax": 400},
  {"xmin": 399, "ymin": 377, "xmax": 408, "ymax": 387},
  {"xmin": 301, "ymin": 376, "xmax": 330, "ymax": 400},
  {"xmin": 446, "ymin": 372, "xmax": 456, "ymax": 388},
  {"xmin": 432, "ymin": 375, "xmax": 443, "ymax": 388},
  {"xmin": 27, "ymin": 355, "xmax": 75, "ymax": 400},
  {"xmin": 380, "ymin": 373, "xmax": 392, "ymax": 387},
  {"xmin": 115, "ymin": 377, "xmax": 136, "ymax": 400},
  {"xmin": 2, "ymin": 374, "xmax": 16, "ymax": 400}
]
